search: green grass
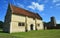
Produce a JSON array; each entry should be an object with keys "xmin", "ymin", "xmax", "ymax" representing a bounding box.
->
[{"xmin": 0, "ymin": 30, "xmax": 60, "ymax": 38}]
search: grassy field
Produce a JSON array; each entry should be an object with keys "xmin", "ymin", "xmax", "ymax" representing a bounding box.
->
[{"xmin": 0, "ymin": 30, "xmax": 60, "ymax": 38}]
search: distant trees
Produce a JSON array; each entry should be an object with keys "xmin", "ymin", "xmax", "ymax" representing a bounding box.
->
[{"xmin": 0, "ymin": 21, "xmax": 3, "ymax": 28}]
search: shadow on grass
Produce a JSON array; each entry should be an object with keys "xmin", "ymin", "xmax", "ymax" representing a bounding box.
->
[
  {"xmin": 0, "ymin": 29, "xmax": 8, "ymax": 33},
  {"xmin": 0, "ymin": 31, "xmax": 5, "ymax": 33}
]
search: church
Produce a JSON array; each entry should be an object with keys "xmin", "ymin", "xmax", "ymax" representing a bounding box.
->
[{"xmin": 3, "ymin": 4, "xmax": 44, "ymax": 33}]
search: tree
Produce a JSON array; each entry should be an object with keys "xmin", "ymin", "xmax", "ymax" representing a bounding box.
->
[{"xmin": 0, "ymin": 21, "xmax": 3, "ymax": 28}]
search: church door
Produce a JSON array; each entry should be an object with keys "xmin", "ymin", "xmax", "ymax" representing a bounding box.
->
[{"xmin": 30, "ymin": 24, "xmax": 34, "ymax": 30}]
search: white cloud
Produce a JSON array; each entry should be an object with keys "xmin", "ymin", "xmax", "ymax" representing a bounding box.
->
[
  {"xmin": 56, "ymin": 4, "xmax": 60, "ymax": 6},
  {"xmin": 28, "ymin": 2, "xmax": 44, "ymax": 11},
  {"xmin": 53, "ymin": 0, "xmax": 60, "ymax": 3},
  {"xmin": 54, "ymin": 3, "xmax": 60, "ymax": 8},
  {"xmin": 57, "ymin": 20, "xmax": 60, "ymax": 24},
  {"xmin": 28, "ymin": 6, "xmax": 35, "ymax": 10},
  {"xmin": 52, "ymin": 0, "xmax": 60, "ymax": 8}
]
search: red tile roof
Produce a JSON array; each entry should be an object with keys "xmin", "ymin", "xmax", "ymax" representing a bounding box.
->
[{"xmin": 7, "ymin": 4, "xmax": 42, "ymax": 20}]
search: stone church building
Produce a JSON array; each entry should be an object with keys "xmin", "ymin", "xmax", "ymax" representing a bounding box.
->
[{"xmin": 3, "ymin": 4, "xmax": 44, "ymax": 33}]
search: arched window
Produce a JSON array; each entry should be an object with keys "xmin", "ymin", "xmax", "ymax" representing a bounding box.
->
[{"xmin": 18, "ymin": 22, "xmax": 25, "ymax": 26}]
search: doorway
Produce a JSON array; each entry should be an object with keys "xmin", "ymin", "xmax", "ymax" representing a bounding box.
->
[{"xmin": 30, "ymin": 24, "xmax": 34, "ymax": 30}]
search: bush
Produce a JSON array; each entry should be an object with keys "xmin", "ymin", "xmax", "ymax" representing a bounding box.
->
[{"xmin": 0, "ymin": 21, "xmax": 3, "ymax": 28}]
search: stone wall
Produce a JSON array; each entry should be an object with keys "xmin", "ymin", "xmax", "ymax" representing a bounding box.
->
[{"xmin": 4, "ymin": 14, "xmax": 44, "ymax": 33}]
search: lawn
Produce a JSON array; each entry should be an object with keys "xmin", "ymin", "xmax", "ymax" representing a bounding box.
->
[{"xmin": 0, "ymin": 29, "xmax": 60, "ymax": 38}]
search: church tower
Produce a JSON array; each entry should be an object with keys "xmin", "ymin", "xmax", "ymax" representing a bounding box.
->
[{"xmin": 51, "ymin": 16, "xmax": 56, "ymax": 27}]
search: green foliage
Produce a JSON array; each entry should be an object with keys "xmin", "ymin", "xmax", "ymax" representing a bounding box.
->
[
  {"xmin": 0, "ymin": 21, "xmax": 3, "ymax": 28},
  {"xmin": 0, "ymin": 30, "xmax": 60, "ymax": 38}
]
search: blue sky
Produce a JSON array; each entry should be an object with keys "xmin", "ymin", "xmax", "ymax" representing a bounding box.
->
[{"xmin": 0, "ymin": 0, "xmax": 60, "ymax": 24}]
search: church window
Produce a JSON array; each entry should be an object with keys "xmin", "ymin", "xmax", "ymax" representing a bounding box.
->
[
  {"xmin": 18, "ymin": 22, "xmax": 25, "ymax": 26},
  {"xmin": 38, "ymin": 24, "xmax": 40, "ymax": 26}
]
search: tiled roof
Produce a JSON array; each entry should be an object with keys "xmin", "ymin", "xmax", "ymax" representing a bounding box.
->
[{"xmin": 7, "ymin": 4, "xmax": 42, "ymax": 20}]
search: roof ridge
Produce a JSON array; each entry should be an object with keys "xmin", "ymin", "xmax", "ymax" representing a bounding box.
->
[
  {"xmin": 10, "ymin": 4, "xmax": 37, "ymax": 14},
  {"xmin": 7, "ymin": 4, "xmax": 42, "ymax": 20}
]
